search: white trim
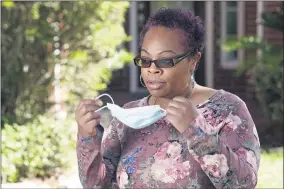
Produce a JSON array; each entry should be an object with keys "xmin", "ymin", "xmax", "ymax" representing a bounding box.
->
[
  {"xmin": 238, "ymin": 2, "xmax": 245, "ymax": 67},
  {"xmin": 205, "ymin": 1, "xmax": 214, "ymax": 88},
  {"xmin": 129, "ymin": 2, "xmax": 138, "ymax": 93},
  {"xmin": 257, "ymin": 1, "xmax": 264, "ymax": 59},
  {"xmin": 220, "ymin": 1, "xmax": 245, "ymax": 69}
]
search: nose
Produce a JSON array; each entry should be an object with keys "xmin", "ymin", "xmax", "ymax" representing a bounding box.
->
[{"xmin": 147, "ymin": 62, "xmax": 162, "ymax": 75}]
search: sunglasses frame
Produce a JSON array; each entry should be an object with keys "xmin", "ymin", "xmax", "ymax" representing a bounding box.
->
[{"xmin": 133, "ymin": 51, "xmax": 195, "ymax": 68}]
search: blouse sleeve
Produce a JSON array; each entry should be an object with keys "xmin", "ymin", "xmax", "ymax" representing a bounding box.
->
[
  {"xmin": 76, "ymin": 119, "xmax": 122, "ymax": 189},
  {"xmin": 182, "ymin": 95, "xmax": 261, "ymax": 189}
]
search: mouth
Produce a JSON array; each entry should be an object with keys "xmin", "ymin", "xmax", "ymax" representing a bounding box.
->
[{"xmin": 146, "ymin": 80, "xmax": 166, "ymax": 90}]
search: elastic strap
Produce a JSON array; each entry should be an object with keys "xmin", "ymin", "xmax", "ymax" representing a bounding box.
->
[
  {"xmin": 94, "ymin": 93, "xmax": 114, "ymax": 113},
  {"xmin": 94, "ymin": 93, "xmax": 116, "ymax": 127}
]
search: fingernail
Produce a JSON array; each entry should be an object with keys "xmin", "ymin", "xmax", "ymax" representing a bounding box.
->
[{"xmin": 95, "ymin": 99, "xmax": 103, "ymax": 106}]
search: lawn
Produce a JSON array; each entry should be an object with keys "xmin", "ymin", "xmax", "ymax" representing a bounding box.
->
[{"xmin": 256, "ymin": 150, "xmax": 283, "ymax": 188}]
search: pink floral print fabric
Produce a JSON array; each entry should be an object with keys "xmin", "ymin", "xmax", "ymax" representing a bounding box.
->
[{"xmin": 76, "ymin": 90, "xmax": 261, "ymax": 189}]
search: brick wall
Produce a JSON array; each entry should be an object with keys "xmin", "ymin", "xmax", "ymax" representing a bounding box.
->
[
  {"xmin": 246, "ymin": 1, "xmax": 283, "ymax": 132},
  {"xmin": 214, "ymin": 1, "xmax": 282, "ymax": 134},
  {"xmin": 213, "ymin": 2, "xmax": 270, "ymax": 132},
  {"xmin": 213, "ymin": 2, "xmax": 248, "ymax": 100},
  {"xmin": 243, "ymin": 1, "xmax": 257, "ymax": 101},
  {"xmin": 107, "ymin": 1, "xmax": 282, "ymax": 129},
  {"xmin": 243, "ymin": 2, "xmax": 268, "ymax": 131},
  {"xmin": 263, "ymin": 1, "xmax": 283, "ymax": 46}
]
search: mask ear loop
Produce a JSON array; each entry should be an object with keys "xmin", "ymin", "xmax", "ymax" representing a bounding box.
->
[
  {"xmin": 94, "ymin": 93, "xmax": 116, "ymax": 127},
  {"xmin": 94, "ymin": 93, "xmax": 114, "ymax": 112}
]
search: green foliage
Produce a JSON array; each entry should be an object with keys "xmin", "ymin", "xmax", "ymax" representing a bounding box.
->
[
  {"xmin": 1, "ymin": 1, "xmax": 132, "ymax": 124},
  {"xmin": 1, "ymin": 115, "xmax": 76, "ymax": 183},
  {"xmin": 223, "ymin": 4, "xmax": 284, "ymax": 123},
  {"xmin": 1, "ymin": 2, "xmax": 54, "ymax": 125},
  {"xmin": 257, "ymin": 151, "xmax": 283, "ymax": 188},
  {"xmin": 260, "ymin": 2, "xmax": 284, "ymax": 31},
  {"xmin": 1, "ymin": 1, "xmax": 132, "ymax": 182}
]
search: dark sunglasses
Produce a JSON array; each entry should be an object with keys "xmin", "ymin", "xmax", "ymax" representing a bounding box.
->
[{"xmin": 133, "ymin": 51, "xmax": 195, "ymax": 68}]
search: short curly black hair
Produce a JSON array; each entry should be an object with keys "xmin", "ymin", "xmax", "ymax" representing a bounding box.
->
[{"xmin": 139, "ymin": 8, "xmax": 205, "ymax": 53}]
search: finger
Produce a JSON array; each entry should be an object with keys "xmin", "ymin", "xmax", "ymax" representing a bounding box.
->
[
  {"xmin": 173, "ymin": 96, "xmax": 190, "ymax": 103},
  {"xmin": 82, "ymin": 111, "xmax": 101, "ymax": 124},
  {"xmin": 166, "ymin": 114, "xmax": 175, "ymax": 124},
  {"xmin": 166, "ymin": 106, "xmax": 179, "ymax": 115},
  {"xmin": 80, "ymin": 111, "xmax": 101, "ymax": 125},
  {"xmin": 78, "ymin": 99, "xmax": 97, "ymax": 111},
  {"xmin": 168, "ymin": 100, "xmax": 186, "ymax": 109},
  {"xmin": 78, "ymin": 105, "xmax": 100, "ymax": 118},
  {"xmin": 95, "ymin": 99, "xmax": 104, "ymax": 107},
  {"xmin": 85, "ymin": 119, "xmax": 101, "ymax": 132},
  {"xmin": 79, "ymin": 119, "xmax": 100, "ymax": 136}
]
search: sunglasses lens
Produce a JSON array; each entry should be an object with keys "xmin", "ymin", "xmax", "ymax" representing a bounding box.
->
[
  {"xmin": 134, "ymin": 58, "xmax": 151, "ymax": 68},
  {"xmin": 134, "ymin": 57, "xmax": 175, "ymax": 68},
  {"xmin": 156, "ymin": 59, "xmax": 174, "ymax": 68}
]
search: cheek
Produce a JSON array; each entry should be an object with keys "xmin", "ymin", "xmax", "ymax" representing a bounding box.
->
[
  {"xmin": 141, "ymin": 68, "xmax": 147, "ymax": 77},
  {"xmin": 164, "ymin": 68, "xmax": 189, "ymax": 86}
]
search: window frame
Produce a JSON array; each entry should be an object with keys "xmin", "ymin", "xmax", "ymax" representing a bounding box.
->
[{"xmin": 220, "ymin": 1, "xmax": 245, "ymax": 69}]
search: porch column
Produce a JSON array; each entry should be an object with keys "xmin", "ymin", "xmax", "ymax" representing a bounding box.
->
[
  {"xmin": 257, "ymin": 1, "xmax": 264, "ymax": 59},
  {"xmin": 205, "ymin": 1, "xmax": 214, "ymax": 88},
  {"xmin": 129, "ymin": 1, "xmax": 138, "ymax": 93}
]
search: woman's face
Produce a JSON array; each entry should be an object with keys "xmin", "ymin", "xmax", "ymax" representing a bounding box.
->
[{"xmin": 140, "ymin": 26, "xmax": 199, "ymax": 99}]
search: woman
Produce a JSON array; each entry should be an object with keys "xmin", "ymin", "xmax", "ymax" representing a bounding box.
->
[{"xmin": 76, "ymin": 8, "xmax": 260, "ymax": 189}]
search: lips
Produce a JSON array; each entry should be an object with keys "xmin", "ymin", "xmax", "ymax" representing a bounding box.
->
[{"xmin": 146, "ymin": 80, "xmax": 166, "ymax": 90}]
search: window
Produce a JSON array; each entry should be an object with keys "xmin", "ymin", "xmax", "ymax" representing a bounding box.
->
[{"xmin": 220, "ymin": 2, "xmax": 245, "ymax": 69}]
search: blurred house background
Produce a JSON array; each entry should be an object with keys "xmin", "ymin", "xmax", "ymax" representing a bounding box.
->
[
  {"xmin": 106, "ymin": 1, "xmax": 283, "ymax": 145},
  {"xmin": 1, "ymin": 1, "xmax": 283, "ymax": 188}
]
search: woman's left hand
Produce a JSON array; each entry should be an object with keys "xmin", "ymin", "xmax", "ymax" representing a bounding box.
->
[{"xmin": 166, "ymin": 96, "xmax": 199, "ymax": 133}]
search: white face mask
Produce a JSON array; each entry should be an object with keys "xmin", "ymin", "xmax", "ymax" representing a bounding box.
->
[{"xmin": 94, "ymin": 94, "xmax": 167, "ymax": 129}]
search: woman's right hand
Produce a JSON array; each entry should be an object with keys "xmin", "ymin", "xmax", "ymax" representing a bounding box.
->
[{"xmin": 75, "ymin": 99, "xmax": 102, "ymax": 137}]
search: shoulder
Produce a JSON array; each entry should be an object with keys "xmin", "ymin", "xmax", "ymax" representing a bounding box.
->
[
  {"xmin": 217, "ymin": 90, "xmax": 247, "ymax": 108},
  {"xmin": 122, "ymin": 96, "xmax": 149, "ymax": 109},
  {"xmin": 199, "ymin": 89, "xmax": 250, "ymax": 118},
  {"xmin": 213, "ymin": 90, "xmax": 252, "ymax": 118}
]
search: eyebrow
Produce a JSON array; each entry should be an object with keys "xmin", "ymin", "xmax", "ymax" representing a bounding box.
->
[{"xmin": 141, "ymin": 49, "xmax": 177, "ymax": 55}]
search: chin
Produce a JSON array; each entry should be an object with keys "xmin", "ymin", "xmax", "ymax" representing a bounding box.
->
[{"xmin": 147, "ymin": 88, "xmax": 169, "ymax": 98}]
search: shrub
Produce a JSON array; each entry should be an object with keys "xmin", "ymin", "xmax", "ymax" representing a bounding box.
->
[
  {"xmin": 223, "ymin": 4, "xmax": 283, "ymax": 124},
  {"xmin": 1, "ymin": 1, "xmax": 132, "ymax": 125},
  {"xmin": 1, "ymin": 115, "xmax": 76, "ymax": 183}
]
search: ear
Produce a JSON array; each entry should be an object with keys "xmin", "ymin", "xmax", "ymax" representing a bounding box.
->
[
  {"xmin": 190, "ymin": 52, "xmax": 201, "ymax": 72},
  {"xmin": 195, "ymin": 52, "xmax": 201, "ymax": 62}
]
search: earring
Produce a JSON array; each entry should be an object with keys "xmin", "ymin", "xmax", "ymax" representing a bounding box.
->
[
  {"xmin": 140, "ymin": 75, "xmax": 146, "ymax": 87},
  {"xmin": 190, "ymin": 69, "xmax": 195, "ymax": 79}
]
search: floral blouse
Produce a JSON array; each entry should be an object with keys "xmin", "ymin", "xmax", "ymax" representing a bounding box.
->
[{"xmin": 76, "ymin": 90, "xmax": 261, "ymax": 189}]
